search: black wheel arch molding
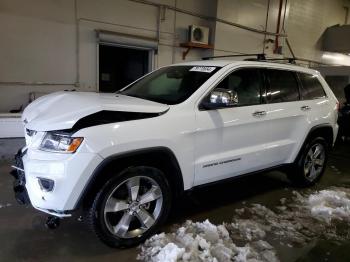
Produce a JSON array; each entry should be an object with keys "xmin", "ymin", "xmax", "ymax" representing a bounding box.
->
[
  {"xmin": 295, "ymin": 123, "xmax": 334, "ymax": 162},
  {"xmin": 74, "ymin": 146, "xmax": 184, "ymax": 210}
]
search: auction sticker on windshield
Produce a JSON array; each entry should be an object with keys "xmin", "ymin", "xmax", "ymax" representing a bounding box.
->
[{"xmin": 190, "ymin": 66, "xmax": 216, "ymax": 73}]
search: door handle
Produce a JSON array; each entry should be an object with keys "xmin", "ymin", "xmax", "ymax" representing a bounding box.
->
[
  {"xmin": 301, "ymin": 105, "xmax": 311, "ymax": 111},
  {"xmin": 252, "ymin": 111, "xmax": 267, "ymax": 117}
]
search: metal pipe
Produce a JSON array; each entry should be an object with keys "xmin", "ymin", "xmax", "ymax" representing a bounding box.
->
[
  {"xmin": 78, "ymin": 17, "xmax": 175, "ymax": 35},
  {"xmin": 262, "ymin": 0, "xmax": 271, "ymax": 53},
  {"xmin": 345, "ymin": 6, "xmax": 349, "ymax": 24},
  {"xmin": 156, "ymin": 5, "xmax": 161, "ymax": 68},
  {"xmin": 172, "ymin": 0, "xmax": 177, "ymax": 64},
  {"xmin": 285, "ymin": 38, "xmax": 296, "ymax": 59},
  {"xmin": 281, "ymin": 0, "xmax": 288, "ymax": 32},
  {"xmin": 74, "ymin": 0, "xmax": 80, "ymax": 86},
  {"xmin": 274, "ymin": 0, "xmax": 284, "ymax": 53},
  {"xmin": 129, "ymin": 0, "xmax": 287, "ymax": 37},
  {"xmin": 280, "ymin": 0, "xmax": 294, "ymax": 59},
  {"xmin": 156, "ymin": 6, "xmax": 161, "ymax": 43},
  {"xmin": 0, "ymin": 82, "xmax": 75, "ymax": 86}
]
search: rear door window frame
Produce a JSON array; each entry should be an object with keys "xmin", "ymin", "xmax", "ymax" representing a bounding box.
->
[
  {"xmin": 263, "ymin": 68, "xmax": 301, "ymax": 104},
  {"xmin": 297, "ymin": 72, "xmax": 327, "ymax": 100}
]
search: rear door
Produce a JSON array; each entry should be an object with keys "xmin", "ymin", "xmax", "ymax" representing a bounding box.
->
[
  {"xmin": 298, "ymin": 72, "xmax": 328, "ymax": 109},
  {"xmin": 298, "ymin": 72, "xmax": 331, "ymax": 137},
  {"xmin": 262, "ymin": 68, "xmax": 309, "ymax": 165}
]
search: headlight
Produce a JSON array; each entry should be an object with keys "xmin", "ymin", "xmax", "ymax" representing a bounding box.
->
[{"xmin": 39, "ymin": 132, "xmax": 84, "ymax": 153}]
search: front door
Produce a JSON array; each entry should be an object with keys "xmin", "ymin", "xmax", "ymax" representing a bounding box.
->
[{"xmin": 194, "ymin": 67, "xmax": 272, "ymax": 186}]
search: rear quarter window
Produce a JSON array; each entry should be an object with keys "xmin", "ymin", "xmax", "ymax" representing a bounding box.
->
[{"xmin": 298, "ymin": 73, "xmax": 326, "ymax": 100}]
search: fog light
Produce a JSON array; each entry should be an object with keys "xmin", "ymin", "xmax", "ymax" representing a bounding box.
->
[{"xmin": 38, "ymin": 178, "xmax": 54, "ymax": 192}]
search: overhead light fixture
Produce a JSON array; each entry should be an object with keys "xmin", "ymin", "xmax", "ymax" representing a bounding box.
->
[
  {"xmin": 321, "ymin": 52, "xmax": 350, "ymax": 66},
  {"xmin": 322, "ymin": 53, "xmax": 344, "ymax": 61}
]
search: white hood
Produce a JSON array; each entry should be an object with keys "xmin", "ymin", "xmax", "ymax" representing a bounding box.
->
[{"xmin": 22, "ymin": 91, "xmax": 169, "ymax": 131}]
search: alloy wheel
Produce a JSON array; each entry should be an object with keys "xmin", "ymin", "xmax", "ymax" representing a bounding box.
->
[
  {"xmin": 103, "ymin": 176, "xmax": 163, "ymax": 239},
  {"xmin": 303, "ymin": 143, "xmax": 326, "ymax": 182}
]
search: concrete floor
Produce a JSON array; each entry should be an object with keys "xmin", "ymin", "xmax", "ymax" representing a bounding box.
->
[{"xmin": 0, "ymin": 142, "xmax": 350, "ymax": 262}]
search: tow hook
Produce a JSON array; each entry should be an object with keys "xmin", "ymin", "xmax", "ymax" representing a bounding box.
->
[{"xmin": 45, "ymin": 216, "xmax": 60, "ymax": 229}]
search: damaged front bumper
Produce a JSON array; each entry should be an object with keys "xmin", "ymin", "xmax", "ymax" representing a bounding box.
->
[
  {"xmin": 10, "ymin": 149, "xmax": 31, "ymax": 205},
  {"xmin": 10, "ymin": 148, "xmax": 72, "ymax": 218},
  {"xmin": 10, "ymin": 145, "xmax": 102, "ymax": 218}
]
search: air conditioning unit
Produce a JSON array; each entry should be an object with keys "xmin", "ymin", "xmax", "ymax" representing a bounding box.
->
[{"xmin": 188, "ymin": 25, "xmax": 210, "ymax": 45}]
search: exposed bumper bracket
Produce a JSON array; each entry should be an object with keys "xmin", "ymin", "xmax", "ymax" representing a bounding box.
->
[
  {"xmin": 11, "ymin": 165, "xmax": 24, "ymax": 172},
  {"xmin": 10, "ymin": 149, "xmax": 31, "ymax": 205}
]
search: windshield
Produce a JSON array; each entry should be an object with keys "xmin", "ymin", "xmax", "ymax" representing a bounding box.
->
[{"xmin": 119, "ymin": 66, "xmax": 221, "ymax": 105}]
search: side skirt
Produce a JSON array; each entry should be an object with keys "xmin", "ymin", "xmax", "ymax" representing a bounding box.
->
[{"xmin": 187, "ymin": 164, "xmax": 290, "ymax": 193}]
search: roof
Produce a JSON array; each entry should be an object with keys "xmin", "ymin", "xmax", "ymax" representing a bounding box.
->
[{"xmin": 173, "ymin": 60, "xmax": 319, "ymax": 75}]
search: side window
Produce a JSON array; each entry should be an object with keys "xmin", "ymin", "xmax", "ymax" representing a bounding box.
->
[
  {"xmin": 265, "ymin": 69, "xmax": 300, "ymax": 103},
  {"xmin": 213, "ymin": 68, "xmax": 263, "ymax": 106},
  {"xmin": 298, "ymin": 73, "xmax": 326, "ymax": 100}
]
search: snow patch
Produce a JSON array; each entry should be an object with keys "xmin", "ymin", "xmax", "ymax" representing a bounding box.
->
[
  {"xmin": 138, "ymin": 187, "xmax": 350, "ymax": 261},
  {"xmin": 155, "ymin": 243, "xmax": 185, "ymax": 262},
  {"xmin": 307, "ymin": 189, "xmax": 350, "ymax": 223},
  {"xmin": 138, "ymin": 219, "xmax": 278, "ymax": 262}
]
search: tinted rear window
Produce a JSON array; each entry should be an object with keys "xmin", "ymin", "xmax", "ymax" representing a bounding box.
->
[
  {"xmin": 298, "ymin": 73, "xmax": 326, "ymax": 100},
  {"xmin": 265, "ymin": 69, "xmax": 300, "ymax": 103}
]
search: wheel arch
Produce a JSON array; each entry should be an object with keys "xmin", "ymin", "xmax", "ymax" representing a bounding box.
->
[
  {"xmin": 295, "ymin": 124, "xmax": 334, "ymax": 162},
  {"xmin": 75, "ymin": 147, "xmax": 184, "ymax": 209}
]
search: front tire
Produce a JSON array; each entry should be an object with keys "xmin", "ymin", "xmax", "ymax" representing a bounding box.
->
[
  {"xmin": 287, "ymin": 137, "xmax": 328, "ymax": 187},
  {"xmin": 87, "ymin": 166, "xmax": 172, "ymax": 248}
]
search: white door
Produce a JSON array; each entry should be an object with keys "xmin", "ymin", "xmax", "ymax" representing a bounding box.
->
[
  {"xmin": 259, "ymin": 68, "xmax": 312, "ymax": 166},
  {"xmin": 194, "ymin": 68, "xmax": 272, "ymax": 186}
]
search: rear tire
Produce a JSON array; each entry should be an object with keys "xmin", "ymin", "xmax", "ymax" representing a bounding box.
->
[
  {"xmin": 287, "ymin": 137, "xmax": 328, "ymax": 187},
  {"xmin": 86, "ymin": 166, "xmax": 172, "ymax": 248}
]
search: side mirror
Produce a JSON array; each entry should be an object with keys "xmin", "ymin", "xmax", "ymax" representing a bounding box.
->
[{"xmin": 201, "ymin": 88, "xmax": 238, "ymax": 109}]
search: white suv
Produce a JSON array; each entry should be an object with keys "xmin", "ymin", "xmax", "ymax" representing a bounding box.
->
[{"xmin": 11, "ymin": 59, "xmax": 339, "ymax": 247}]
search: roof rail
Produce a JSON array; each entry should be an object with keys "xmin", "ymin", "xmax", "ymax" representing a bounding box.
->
[
  {"xmin": 202, "ymin": 53, "xmax": 266, "ymax": 60},
  {"xmin": 202, "ymin": 53, "xmax": 295, "ymax": 64},
  {"xmin": 259, "ymin": 57, "xmax": 339, "ymax": 67},
  {"xmin": 202, "ymin": 53, "xmax": 339, "ymax": 67},
  {"xmin": 246, "ymin": 57, "xmax": 296, "ymax": 64}
]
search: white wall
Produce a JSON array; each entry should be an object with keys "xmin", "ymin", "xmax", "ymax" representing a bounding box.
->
[
  {"xmin": 0, "ymin": 0, "xmax": 349, "ymax": 112},
  {"xmin": 214, "ymin": 0, "xmax": 349, "ymax": 62},
  {"xmin": 0, "ymin": 0, "xmax": 217, "ymax": 112},
  {"xmin": 77, "ymin": 0, "xmax": 217, "ymax": 91},
  {"xmin": 0, "ymin": 0, "xmax": 77, "ymax": 112},
  {"xmin": 286, "ymin": 0, "xmax": 346, "ymax": 62},
  {"xmin": 214, "ymin": 0, "xmax": 280, "ymax": 56}
]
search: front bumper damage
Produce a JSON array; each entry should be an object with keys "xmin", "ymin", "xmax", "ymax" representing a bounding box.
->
[
  {"xmin": 10, "ymin": 144, "xmax": 102, "ymax": 218},
  {"xmin": 10, "ymin": 148, "xmax": 72, "ymax": 218},
  {"xmin": 10, "ymin": 149, "xmax": 31, "ymax": 205}
]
